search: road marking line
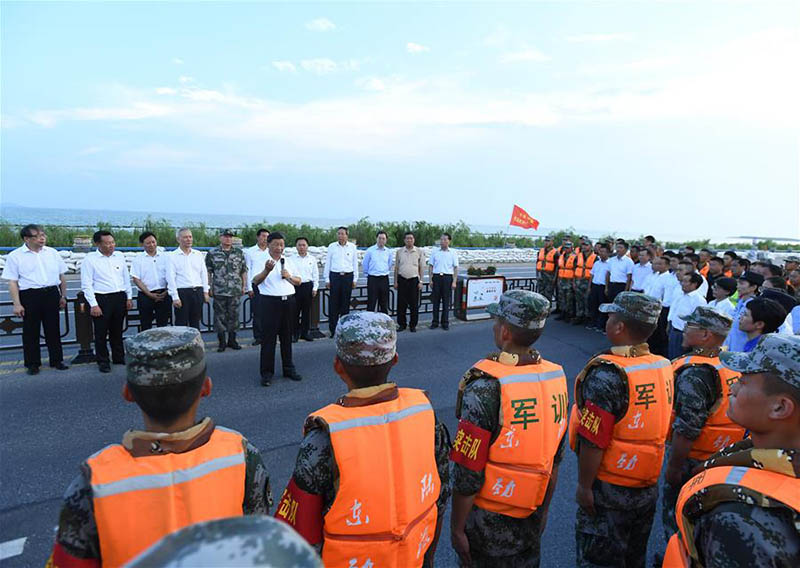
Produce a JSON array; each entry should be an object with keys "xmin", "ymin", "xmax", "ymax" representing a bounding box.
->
[{"xmin": 0, "ymin": 537, "xmax": 27, "ymax": 560}]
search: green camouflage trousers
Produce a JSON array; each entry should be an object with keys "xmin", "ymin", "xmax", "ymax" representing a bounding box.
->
[
  {"xmin": 574, "ymin": 278, "xmax": 591, "ymax": 318},
  {"xmin": 213, "ymin": 295, "xmax": 241, "ymax": 334},
  {"xmin": 538, "ymin": 271, "xmax": 556, "ymax": 303},
  {"xmin": 661, "ymin": 449, "xmax": 703, "ymax": 547},
  {"xmin": 576, "ymin": 502, "xmax": 656, "ymax": 568},
  {"xmin": 557, "ymin": 278, "xmax": 575, "ymax": 318}
]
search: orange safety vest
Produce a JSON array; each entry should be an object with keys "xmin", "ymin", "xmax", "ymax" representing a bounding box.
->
[
  {"xmin": 568, "ymin": 354, "xmax": 673, "ymax": 487},
  {"xmin": 663, "ymin": 466, "xmax": 800, "ymax": 567},
  {"xmin": 557, "ymin": 253, "xmax": 577, "ymax": 279},
  {"xmin": 88, "ymin": 427, "xmax": 246, "ymax": 567},
  {"xmin": 575, "ymin": 252, "xmax": 597, "ymax": 280},
  {"xmin": 670, "ymin": 355, "xmax": 745, "ymax": 460},
  {"xmin": 312, "ymin": 388, "xmax": 440, "ymax": 568},
  {"xmin": 537, "ymin": 247, "xmax": 557, "ymax": 273},
  {"xmin": 470, "ymin": 358, "xmax": 569, "ymax": 519}
]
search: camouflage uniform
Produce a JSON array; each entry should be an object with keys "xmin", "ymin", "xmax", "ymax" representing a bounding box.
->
[
  {"xmin": 128, "ymin": 516, "xmax": 322, "ymax": 567},
  {"xmin": 205, "ymin": 233, "xmax": 247, "ymax": 343},
  {"xmin": 574, "ymin": 293, "xmax": 664, "ymax": 568},
  {"xmin": 280, "ymin": 313, "xmax": 451, "ymax": 568},
  {"xmin": 536, "ymin": 238, "xmax": 557, "ymax": 303},
  {"xmin": 574, "ymin": 277, "xmax": 591, "ymax": 320},
  {"xmin": 48, "ymin": 327, "xmax": 271, "ymax": 567},
  {"xmin": 452, "ymin": 290, "xmax": 564, "ymax": 568},
  {"xmin": 556, "ymin": 244, "xmax": 576, "ymax": 320}
]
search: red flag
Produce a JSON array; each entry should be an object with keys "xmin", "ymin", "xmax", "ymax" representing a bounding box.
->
[{"xmin": 509, "ymin": 205, "xmax": 539, "ymax": 230}]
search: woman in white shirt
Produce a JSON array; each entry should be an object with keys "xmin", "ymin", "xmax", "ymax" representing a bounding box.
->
[{"xmin": 707, "ymin": 277, "xmax": 736, "ymax": 318}]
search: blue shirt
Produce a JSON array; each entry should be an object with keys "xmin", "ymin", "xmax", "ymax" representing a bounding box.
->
[
  {"xmin": 362, "ymin": 245, "xmax": 394, "ymax": 277},
  {"xmin": 725, "ymin": 295, "xmax": 754, "ymax": 352},
  {"xmin": 743, "ymin": 336, "xmax": 761, "ymax": 352},
  {"xmin": 428, "ymin": 248, "xmax": 459, "ymax": 274}
]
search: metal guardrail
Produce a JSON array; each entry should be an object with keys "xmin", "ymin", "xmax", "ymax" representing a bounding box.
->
[{"xmin": 0, "ymin": 277, "xmax": 539, "ymax": 360}]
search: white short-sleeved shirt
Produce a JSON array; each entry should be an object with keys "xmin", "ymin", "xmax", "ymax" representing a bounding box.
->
[
  {"xmin": 608, "ymin": 255, "xmax": 634, "ymax": 283},
  {"xmin": 631, "ymin": 262, "xmax": 653, "ymax": 291},
  {"xmin": 428, "ymin": 249, "xmax": 459, "ymax": 274},
  {"xmin": 245, "ymin": 245, "xmax": 271, "ymax": 292},
  {"xmin": 130, "ymin": 251, "xmax": 169, "ymax": 291},
  {"xmin": 1, "ymin": 245, "xmax": 67, "ymax": 289},
  {"xmin": 590, "ymin": 259, "xmax": 610, "ymax": 285},
  {"xmin": 258, "ymin": 256, "xmax": 298, "ymax": 297}
]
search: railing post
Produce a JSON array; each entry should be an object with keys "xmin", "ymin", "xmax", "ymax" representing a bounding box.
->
[
  {"xmin": 308, "ymin": 290, "xmax": 327, "ymax": 339},
  {"xmin": 71, "ymin": 292, "xmax": 96, "ymax": 364}
]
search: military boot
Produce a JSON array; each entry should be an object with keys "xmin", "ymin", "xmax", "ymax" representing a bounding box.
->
[
  {"xmin": 227, "ymin": 332, "xmax": 241, "ymax": 350},
  {"xmin": 217, "ymin": 333, "xmax": 226, "ymax": 352}
]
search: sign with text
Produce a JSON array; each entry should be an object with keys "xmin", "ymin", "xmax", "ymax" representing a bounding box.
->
[{"xmin": 467, "ymin": 277, "xmax": 505, "ymax": 309}]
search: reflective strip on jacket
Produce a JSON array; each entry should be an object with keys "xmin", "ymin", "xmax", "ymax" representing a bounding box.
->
[
  {"xmin": 88, "ymin": 427, "xmax": 246, "ymax": 567},
  {"xmin": 312, "ymin": 388, "xmax": 440, "ymax": 568},
  {"xmin": 568, "ymin": 354, "xmax": 673, "ymax": 487},
  {"xmin": 670, "ymin": 355, "xmax": 746, "ymax": 460},
  {"xmin": 575, "ymin": 252, "xmax": 597, "ymax": 280},
  {"xmin": 471, "ymin": 358, "xmax": 569, "ymax": 519},
  {"xmin": 537, "ymin": 248, "xmax": 557, "ymax": 273}
]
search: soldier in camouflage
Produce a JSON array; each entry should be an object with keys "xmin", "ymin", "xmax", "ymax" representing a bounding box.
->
[
  {"xmin": 275, "ymin": 312, "xmax": 451, "ymax": 567},
  {"xmin": 669, "ymin": 334, "xmax": 800, "ymax": 567},
  {"xmin": 205, "ymin": 228, "xmax": 248, "ymax": 351},
  {"xmin": 128, "ymin": 516, "xmax": 322, "ymax": 567},
  {"xmin": 572, "ymin": 292, "xmax": 666, "ymax": 568},
  {"xmin": 556, "ymin": 241, "xmax": 576, "ymax": 322},
  {"xmin": 451, "ymin": 290, "xmax": 567, "ymax": 568},
  {"xmin": 661, "ymin": 306, "xmax": 734, "ymax": 548},
  {"xmin": 536, "ymin": 235, "xmax": 557, "ymax": 305},
  {"xmin": 47, "ymin": 327, "xmax": 271, "ymax": 568},
  {"xmin": 573, "ymin": 241, "xmax": 593, "ymax": 325}
]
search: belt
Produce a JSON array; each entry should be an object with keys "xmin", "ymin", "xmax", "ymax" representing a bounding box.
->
[
  {"xmin": 95, "ymin": 290, "xmax": 126, "ymax": 296},
  {"xmin": 21, "ymin": 285, "xmax": 59, "ymax": 292},
  {"xmin": 368, "ymin": 274, "xmax": 389, "ymax": 278},
  {"xmin": 178, "ymin": 286, "xmax": 204, "ymax": 291},
  {"xmin": 434, "ymin": 273, "xmax": 451, "ymax": 277},
  {"xmin": 335, "ymin": 272, "xmax": 353, "ymax": 276},
  {"xmin": 264, "ymin": 295, "xmax": 291, "ymax": 301}
]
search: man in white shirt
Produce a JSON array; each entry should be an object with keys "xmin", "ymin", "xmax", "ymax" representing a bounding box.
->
[
  {"xmin": 251, "ymin": 232, "xmax": 303, "ymax": 386},
  {"xmin": 1, "ymin": 224, "xmax": 69, "ymax": 374},
  {"xmin": 667, "ymin": 272, "xmax": 707, "ymax": 359},
  {"xmin": 131, "ymin": 231, "xmax": 171, "ymax": 331},
  {"xmin": 606, "ymin": 240, "xmax": 634, "ymax": 302},
  {"xmin": 81, "ymin": 230, "xmax": 133, "ymax": 373},
  {"xmin": 323, "ymin": 227, "xmax": 358, "ymax": 337},
  {"xmin": 643, "ymin": 255, "xmax": 672, "ymax": 356},
  {"xmin": 631, "ymin": 249, "xmax": 653, "ymax": 293},
  {"xmin": 245, "ymin": 228, "xmax": 270, "ymax": 345},
  {"xmin": 167, "ymin": 228, "xmax": 209, "ymax": 331},
  {"xmin": 292, "ymin": 236, "xmax": 319, "ymax": 342},
  {"xmin": 587, "ymin": 242, "xmax": 610, "ymax": 331},
  {"xmin": 427, "ymin": 232, "xmax": 459, "ymax": 330}
]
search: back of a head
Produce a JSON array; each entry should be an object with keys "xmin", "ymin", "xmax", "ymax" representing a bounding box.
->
[
  {"xmin": 335, "ymin": 312, "xmax": 397, "ymax": 388},
  {"xmin": 486, "ymin": 289, "xmax": 550, "ymax": 348}
]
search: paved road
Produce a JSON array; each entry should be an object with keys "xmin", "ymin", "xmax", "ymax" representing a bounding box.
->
[{"xmin": 0, "ymin": 317, "xmax": 670, "ymax": 567}]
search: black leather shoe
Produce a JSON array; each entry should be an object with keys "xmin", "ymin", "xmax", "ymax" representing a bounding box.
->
[
  {"xmin": 397, "ymin": 325, "xmax": 407, "ymax": 332},
  {"xmin": 442, "ymin": 325, "xmax": 450, "ymax": 331},
  {"xmin": 52, "ymin": 362, "xmax": 69, "ymax": 370},
  {"xmin": 26, "ymin": 366, "xmax": 40, "ymax": 376},
  {"xmin": 284, "ymin": 370, "xmax": 303, "ymax": 382},
  {"xmin": 99, "ymin": 364, "xmax": 111, "ymax": 373},
  {"xmin": 252, "ymin": 338, "xmax": 262, "ymax": 346},
  {"xmin": 291, "ymin": 336, "xmax": 299, "ymax": 343},
  {"xmin": 301, "ymin": 334, "xmax": 314, "ymax": 342},
  {"xmin": 260, "ymin": 373, "xmax": 273, "ymax": 387},
  {"xmin": 430, "ymin": 322, "xmax": 439, "ymax": 329},
  {"xmin": 217, "ymin": 344, "xmax": 226, "ymax": 352},
  {"xmin": 409, "ymin": 327, "xmax": 417, "ymax": 332},
  {"xmin": 227, "ymin": 340, "xmax": 241, "ymax": 350}
]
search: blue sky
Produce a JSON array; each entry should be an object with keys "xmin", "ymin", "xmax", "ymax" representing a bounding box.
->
[{"xmin": 2, "ymin": 1, "xmax": 798, "ymax": 239}]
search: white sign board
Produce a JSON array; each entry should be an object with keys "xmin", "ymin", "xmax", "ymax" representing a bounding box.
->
[{"xmin": 466, "ymin": 277, "xmax": 505, "ymax": 309}]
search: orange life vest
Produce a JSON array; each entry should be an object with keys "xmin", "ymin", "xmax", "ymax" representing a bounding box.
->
[
  {"xmin": 557, "ymin": 254, "xmax": 577, "ymax": 279},
  {"xmin": 537, "ymin": 247, "xmax": 557, "ymax": 273},
  {"xmin": 670, "ymin": 355, "xmax": 745, "ymax": 460},
  {"xmin": 469, "ymin": 358, "xmax": 569, "ymax": 519},
  {"xmin": 568, "ymin": 353, "xmax": 673, "ymax": 487},
  {"xmin": 88, "ymin": 426, "xmax": 246, "ymax": 567},
  {"xmin": 313, "ymin": 388, "xmax": 440, "ymax": 568},
  {"xmin": 575, "ymin": 252, "xmax": 597, "ymax": 280},
  {"xmin": 663, "ymin": 466, "xmax": 800, "ymax": 567},
  {"xmin": 699, "ymin": 264, "xmax": 709, "ymax": 277}
]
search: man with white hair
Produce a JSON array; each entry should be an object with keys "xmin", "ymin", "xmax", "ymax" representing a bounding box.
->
[{"xmin": 167, "ymin": 228, "xmax": 209, "ymax": 330}]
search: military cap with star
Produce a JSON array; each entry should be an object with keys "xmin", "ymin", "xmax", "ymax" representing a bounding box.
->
[
  {"xmin": 486, "ymin": 289, "xmax": 550, "ymax": 329},
  {"xmin": 720, "ymin": 334, "xmax": 800, "ymax": 390},
  {"xmin": 599, "ymin": 291, "xmax": 662, "ymax": 325},
  {"xmin": 335, "ymin": 312, "xmax": 397, "ymax": 366},
  {"xmin": 219, "ymin": 228, "xmax": 235, "ymax": 236},
  {"xmin": 125, "ymin": 327, "xmax": 206, "ymax": 386},
  {"xmin": 679, "ymin": 305, "xmax": 732, "ymax": 336}
]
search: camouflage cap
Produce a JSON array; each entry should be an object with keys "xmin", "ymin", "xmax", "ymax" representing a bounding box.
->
[
  {"xmin": 487, "ymin": 289, "xmax": 550, "ymax": 329},
  {"xmin": 720, "ymin": 334, "xmax": 800, "ymax": 390},
  {"xmin": 335, "ymin": 312, "xmax": 396, "ymax": 366},
  {"xmin": 128, "ymin": 516, "xmax": 322, "ymax": 567},
  {"xmin": 679, "ymin": 305, "xmax": 732, "ymax": 336},
  {"xmin": 219, "ymin": 228, "xmax": 235, "ymax": 236},
  {"xmin": 561, "ymin": 241, "xmax": 573, "ymax": 248},
  {"xmin": 784, "ymin": 255, "xmax": 800, "ymax": 263},
  {"xmin": 598, "ymin": 291, "xmax": 662, "ymax": 324},
  {"xmin": 125, "ymin": 327, "xmax": 206, "ymax": 386},
  {"xmin": 544, "ymin": 234, "xmax": 553, "ymax": 240}
]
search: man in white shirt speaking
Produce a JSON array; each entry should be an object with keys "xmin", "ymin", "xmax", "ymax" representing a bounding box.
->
[{"xmin": 323, "ymin": 227, "xmax": 358, "ymax": 337}]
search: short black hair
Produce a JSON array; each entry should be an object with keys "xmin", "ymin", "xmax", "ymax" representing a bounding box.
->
[
  {"xmin": 766, "ymin": 264, "xmax": 783, "ymax": 277},
  {"xmin": 441, "ymin": 232, "xmax": 452, "ymax": 240},
  {"xmin": 723, "ymin": 250, "xmax": 737, "ymax": 259},
  {"xmin": 404, "ymin": 231, "xmax": 415, "ymax": 238},
  {"xmin": 295, "ymin": 236, "xmax": 309, "ymax": 245},
  {"xmin": 340, "ymin": 359, "xmax": 394, "ymax": 388},
  {"xmin": 598, "ymin": 243, "xmax": 610, "ymax": 252},
  {"xmin": 644, "ymin": 235, "xmax": 655, "ymax": 242},
  {"xmin": 678, "ymin": 259, "xmax": 693, "ymax": 268},
  {"xmin": 709, "ymin": 256, "xmax": 724, "ymax": 265},
  {"xmin": 139, "ymin": 231, "xmax": 156, "ymax": 243},
  {"xmin": 638, "ymin": 248, "xmax": 650, "ymax": 257},
  {"xmin": 761, "ymin": 372, "xmax": 800, "ymax": 407},
  {"xmin": 500, "ymin": 318, "xmax": 543, "ymax": 347},
  {"xmin": 747, "ymin": 298, "xmax": 787, "ymax": 334},
  {"xmin": 616, "ymin": 240, "xmax": 628, "ymax": 248},
  {"xmin": 686, "ymin": 272, "xmax": 704, "ymax": 288},
  {"xmin": 127, "ymin": 368, "xmax": 206, "ymax": 424},
  {"xmin": 765, "ymin": 276, "xmax": 788, "ymax": 290},
  {"xmin": 93, "ymin": 230, "xmax": 113, "ymax": 243},
  {"xmin": 686, "ymin": 253, "xmax": 700, "ymax": 265},
  {"xmin": 733, "ymin": 258, "xmax": 751, "ymax": 271},
  {"xmin": 267, "ymin": 231, "xmax": 285, "ymax": 243},
  {"xmin": 20, "ymin": 224, "xmax": 44, "ymax": 239},
  {"xmin": 700, "ymin": 248, "xmax": 713, "ymax": 255},
  {"xmin": 376, "ymin": 230, "xmax": 388, "ymax": 238},
  {"xmin": 256, "ymin": 228, "xmax": 270, "ymax": 237},
  {"xmin": 684, "ymin": 245, "xmax": 696, "ymax": 253},
  {"xmin": 337, "ymin": 226, "xmax": 349, "ymax": 234},
  {"xmin": 613, "ymin": 313, "xmax": 657, "ymax": 342}
]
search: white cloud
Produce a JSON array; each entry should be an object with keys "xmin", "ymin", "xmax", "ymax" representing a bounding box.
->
[
  {"xmin": 306, "ymin": 18, "xmax": 335, "ymax": 32},
  {"xmin": 178, "ymin": 75, "xmax": 195, "ymax": 84},
  {"xmin": 78, "ymin": 146, "xmax": 104, "ymax": 156},
  {"xmin": 482, "ymin": 26, "xmax": 512, "ymax": 48},
  {"xmin": 566, "ymin": 33, "xmax": 633, "ymax": 43},
  {"xmin": 28, "ymin": 102, "xmax": 173, "ymax": 127},
  {"xmin": 500, "ymin": 48, "xmax": 550, "ymax": 63},
  {"xmin": 300, "ymin": 58, "xmax": 338, "ymax": 75},
  {"xmin": 156, "ymin": 87, "xmax": 177, "ymax": 95},
  {"xmin": 577, "ymin": 55, "xmax": 681, "ymax": 75},
  {"xmin": 356, "ymin": 77, "xmax": 386, "ymax": 91},
  {"xmin": 406, "ymin": 42, "xmax": 430, "ymax": 54},
  {"xmin": 272, "ymin": 61, "xmax": 297, "ymax": 73},
  {"xmin": 172, "ymin": 57, "xmax": 184, "ymax": 64}
]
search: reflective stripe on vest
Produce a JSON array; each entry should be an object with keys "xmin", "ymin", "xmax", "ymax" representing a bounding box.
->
[
  {"xmin": 666, "ymin": 466, "xmax": 800, "ymax": 566},
  {"xmin": 89, "ymin": 427, "xmax": 246, "ymax": 567},
  {"xmin": 313, "ymin": 388, "xmax": 440, "ymax": 568},
  {"xmin": 537, "ymin": 248, "xmax": 556, "ymax": 273},
  {"xmin": 470, "ymin": 358, "xmax": 569, "ymax": 518},
  {"xmin": 575, "ymin": 252, "xmax": 597, "ymax": 279},
  {"xmin": 670, "ymin": 355, "xmax": 745, "ymax": 460},
  {"xmin": 558, "ymin": 254, "xmax": 577, "ymax": 279},
  {"xmin": 568, "ymin": 354, "xmax": 673, "ymax": 487}
]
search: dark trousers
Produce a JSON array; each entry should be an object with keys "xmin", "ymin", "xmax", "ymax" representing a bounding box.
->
[
  {"xmin": 19, "ymin": 286, "xmax": 63, "ymax": 368},
  {"xmin": 588, "ymin": 283, "xmax": 607, "ymax": 328},
  {"xmin": 431, "ymin": 274, "xmax": 453, "ymax": 326},
  {"xmin": 260, "ymin": 295, "xmax": 295, "ymax": 376},
  {"xmin": 175, "ymin": 287, "xmax": 204, "ymax": 330},
  {"xmin": 397, "ymin": 276, "xmax": 420, "ymax": 329},
  {"xmin": 294, "ymin": 282, "xmax": 313, "ymax": 338},
  {"xmin": 93, "ymin": 291, "xmax": 127, "ymax": 366},
  {"xmin": 328, "ymin": 272, "xmax": 353, "ymax": 335},
  {"xmin": 649, "ymin": 307, "xmax": 670, "ymax": 357},
  {"xmin": 137, "ymin": 289, "xmax": 171, "ymax": 331},
  {"xmin": 668, "ymin": 325, "xmax": 689, "ymax": 360},
  {"xmin": 366, "ymin": 275, "xmax": 389, "ymax": 313},
  {"xmin": 251, "ymin": 290, "xmax": 263, "ymax": 340},
  {"xmin": 607, "ymin": 282, "xmax": 627, "ymax": 302}
]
